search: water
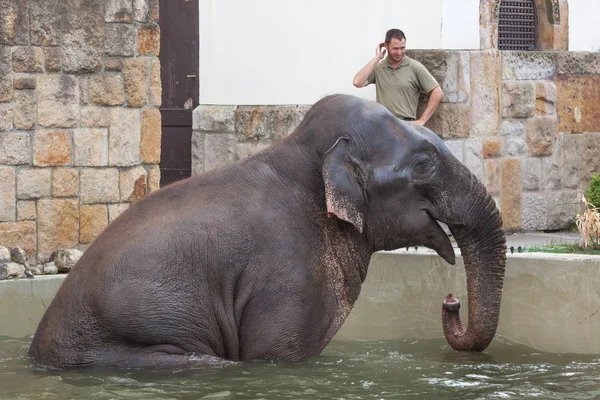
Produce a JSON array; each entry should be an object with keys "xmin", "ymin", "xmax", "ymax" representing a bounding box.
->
[{"xmin": 1, "ymin": 336, "xmax": 599, "ymax": 400}]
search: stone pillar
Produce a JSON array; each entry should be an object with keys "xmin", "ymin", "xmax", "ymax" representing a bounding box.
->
[{"xmin": 535, "ymin": 0, "xmax": 569, "ymax": 51}]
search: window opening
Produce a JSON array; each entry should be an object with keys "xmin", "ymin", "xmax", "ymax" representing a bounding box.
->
[{"xmin": 498, "ymin": 0, "xmax": 537, "ymax": 50}]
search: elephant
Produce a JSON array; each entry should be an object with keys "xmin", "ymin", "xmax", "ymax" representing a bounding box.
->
[{"xmin": 28, "ymin": 94, "xmax": 506, "ymax": 369}]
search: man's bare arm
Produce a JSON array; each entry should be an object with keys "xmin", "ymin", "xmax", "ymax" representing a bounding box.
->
[
  {"xmin": 414, "ymin": 86, "xmax": 444, "ymax": 126},
  {"xmin": 353, "ymin": 43, "xmax": 385, "ymax": 88}
]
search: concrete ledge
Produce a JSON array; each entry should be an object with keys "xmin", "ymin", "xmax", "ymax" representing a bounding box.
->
[
  {"xmin": 337, "ymin": 250, "xmax": 600, "ymax": 354},
  {"xmin": 0, "ymin": 275, "xmax": 65, "ymax": 339},
  {"xmin": 2, "ymin": 252, "xmax": 600, "ymax": 354}
]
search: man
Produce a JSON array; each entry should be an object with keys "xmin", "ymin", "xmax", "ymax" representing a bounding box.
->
[{"xmin": 353, "ymin": 29, "xmax": 443, "ymax": 125}]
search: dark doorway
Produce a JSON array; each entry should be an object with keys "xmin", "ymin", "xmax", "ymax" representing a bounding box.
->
[{"xmin": 158, "ymin": 0, "xmax": 199, "ymax": 186}]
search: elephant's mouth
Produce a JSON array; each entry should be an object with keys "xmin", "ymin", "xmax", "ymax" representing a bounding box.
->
[{"xmin": 417, "ymin": 212, "xmax": 456, "ymax": 265}]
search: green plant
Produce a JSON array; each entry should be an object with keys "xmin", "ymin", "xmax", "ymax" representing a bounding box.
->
[
  {"xmin": 526, "ymin": 242, "xmax": 600, "ymax": 255},
  {"xmin": 565, "ymin": 221, "xmax": 579, "ymax": 233},
  {"xmin": 584, "ymin": 173, "xmax": 600, "ymax": 210}
]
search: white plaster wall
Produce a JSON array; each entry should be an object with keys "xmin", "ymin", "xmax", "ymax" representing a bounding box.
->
[
  {"xmin": 441, "ymin": 0, "xmax": 480, "ymax": 49},
  {"xmin": 199, "ymin": 0, "xmax": 480, "ymax": 105},
  {"xmin": 569, "ymin": 0, "xmax": 600, "ymax": 51}
]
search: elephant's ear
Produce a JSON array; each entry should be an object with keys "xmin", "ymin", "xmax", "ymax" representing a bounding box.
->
[{"xmin": 322, "ymin": 137, "xmax": 367, "ymax": 233}]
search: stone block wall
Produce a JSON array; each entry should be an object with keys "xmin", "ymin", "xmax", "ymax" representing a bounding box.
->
[
  {"xmin": 193, "ymin": 50, "xmax": 600, "ymax": 232},
  {"xmin": 411, "ymin": 50, "xmax": 600, "ymax": 231},
  {"xmin": 192, "ymin": 105, "xmax": 311, "ymax": 175},
  {"xmin": 0, "ymin": 0, "xmax": 162, "ymax": 261}
]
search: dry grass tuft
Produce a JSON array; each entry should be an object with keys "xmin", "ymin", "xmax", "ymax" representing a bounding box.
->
[{"xmin": 576, "ymin": 195, "xmax": 600, "ymax": 250}]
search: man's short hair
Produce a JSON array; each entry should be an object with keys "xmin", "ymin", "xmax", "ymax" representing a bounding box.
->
[{"xmin": 385, "ymin": 29, "xmax": 406, "ymax": 44}]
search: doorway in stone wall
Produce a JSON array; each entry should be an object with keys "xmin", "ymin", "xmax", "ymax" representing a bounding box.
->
[{"xmin": 158, "ymin": 0, "xmax": 199, "ymax": 186}]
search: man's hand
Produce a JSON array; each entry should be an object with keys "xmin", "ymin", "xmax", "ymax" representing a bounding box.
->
[
  {"xmin": 353, "ymin": 44, "xmax": 386, "ymax": 88},
  {"xmin": 414, "ymin": 87, "xmax": 444, "ymax": 126},
  {"xmin": 376, "ymin": 42, "xmax": 386, "ymax": 60}
]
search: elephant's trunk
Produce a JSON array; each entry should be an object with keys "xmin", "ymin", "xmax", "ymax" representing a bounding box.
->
[{"xmin": 441, "ymin": 173, "xmax": 506, "ymax": 352}]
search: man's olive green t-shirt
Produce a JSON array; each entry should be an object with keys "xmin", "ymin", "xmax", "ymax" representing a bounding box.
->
[{"xmin": 367, "ymin": 56, "xmax": 439, "ymax": 119}]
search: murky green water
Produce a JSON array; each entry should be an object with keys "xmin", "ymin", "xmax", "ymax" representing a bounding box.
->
[{"xmin": 1, "ymin": 336, "xmax": 599, "ymax": 400}]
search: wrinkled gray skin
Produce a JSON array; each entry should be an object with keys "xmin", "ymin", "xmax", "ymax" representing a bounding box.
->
[{"xmin": 28, "ymin": 94, "xmax": 506, "ymax": 369}]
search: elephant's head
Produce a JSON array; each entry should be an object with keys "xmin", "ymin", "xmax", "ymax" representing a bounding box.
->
[{"xmin": 319, "ymin": 96, "xmax": 506, "ymax": 351}]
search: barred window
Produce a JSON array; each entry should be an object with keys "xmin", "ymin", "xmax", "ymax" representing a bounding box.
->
[{"xmin": 498, "ymin": 0, "xmax": 537, "ymax": 50}]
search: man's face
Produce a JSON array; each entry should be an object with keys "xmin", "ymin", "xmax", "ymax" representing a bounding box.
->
[{"xmin": 386, "ymin": 38, "xmax": 406, "ymax": 64}]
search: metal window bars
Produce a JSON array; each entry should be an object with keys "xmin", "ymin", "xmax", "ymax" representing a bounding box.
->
[{"xmin": 498, "ymin": 0, "xmax": 537, "ymax": 51}]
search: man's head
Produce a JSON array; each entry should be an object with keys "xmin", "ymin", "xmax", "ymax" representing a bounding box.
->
[
  {"xmin": 385, "ymin": 29, "xmax": 406, "ymax": 45},
  {"xmin": 384, "ymin": 29, "xmax": 407, "ymax": 65}
]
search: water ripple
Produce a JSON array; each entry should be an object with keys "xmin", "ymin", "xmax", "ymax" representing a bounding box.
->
[{"xmin": 1, "ymin": 337, "xmax": 599, "ymax": 400}]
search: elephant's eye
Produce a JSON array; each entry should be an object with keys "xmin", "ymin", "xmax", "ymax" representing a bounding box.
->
[{"xmin": 412, "ymin": 154, "xmax": 435, "ymax": 178}]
